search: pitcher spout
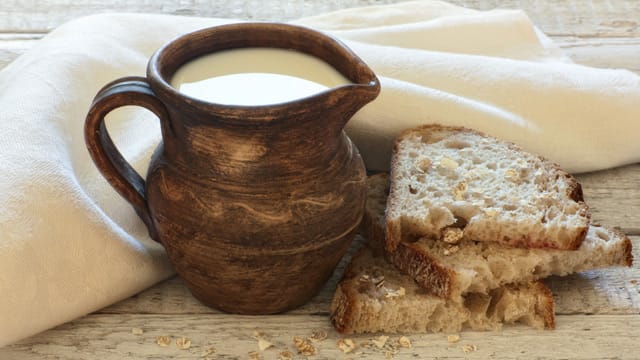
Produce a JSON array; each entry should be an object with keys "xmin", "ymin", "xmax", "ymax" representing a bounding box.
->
[
  {"xmin": 318, "ymin": 29, "xmax": 381, "ymax": 130},
  {"xmin": 317, "ymin": 80, "xmax": 378, "ymax": 136}
]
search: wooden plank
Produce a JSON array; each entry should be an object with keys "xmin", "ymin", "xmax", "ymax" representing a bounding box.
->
[
  {"xmin": 1, "ymin": 0, "xmax": 639, "ymax": 37},
  {"xmin": 0, "ymin": 0, "xmax": 402, "ymax": 33},
  {"xmin": 2, "ymin": 313, "xmax": 639, "ymax": 359},
  {"xmin": 99, "ymin": 236, "xmax": 640, "ymax": 317},
  {"xmin": 577, "ymin": 165, "xmax": 640, "ymax": 234},
  {"xmin": 549, "ymin": 234, "xmax": 640, "ymax": 314},
  {"xmin": 450, "ymin": 0, "xmax": 640, "ymax": 37},
  {"xmin": 555, "ymin": 37, "xmax": 640, "ymax": 74}
]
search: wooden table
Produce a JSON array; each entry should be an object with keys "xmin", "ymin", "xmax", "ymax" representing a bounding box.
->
[{"xmin": 2, "ymin": 1, "xmax": 639, "ymax": 359}]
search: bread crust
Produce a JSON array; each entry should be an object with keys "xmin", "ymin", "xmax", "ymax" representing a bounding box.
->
[
  {"xmin": 606, "ymin": 225, "xmax": 634, "ymax": 267},
  {"xmin": 532, "ymin": 281, "xmax": 556, "ymax": 330},
  {"xmin": 329, "ymin": 248, "xmax": 365, "ymax": 333},
  {"xmin": 329, "ymin": 282, "xmax": 355, "ymax": 333},
  {"xmin": 389, "ymin": 241, "xmax": 453, "ymax": 298}
]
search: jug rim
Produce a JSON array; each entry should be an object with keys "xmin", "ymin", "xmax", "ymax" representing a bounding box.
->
[{"xmin": 146, "ymin": 22, "xmax": 380, "ymax": 122}]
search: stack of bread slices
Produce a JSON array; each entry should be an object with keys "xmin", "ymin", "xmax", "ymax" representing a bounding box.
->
[{"xmin": 331, "ymin": 125, "xmax": 633, "ymax": 334}]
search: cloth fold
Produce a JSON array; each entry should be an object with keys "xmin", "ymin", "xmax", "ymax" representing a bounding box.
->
[{"xmin": 1, "ymin": 0, "xmax": 640, "ymax": 346}]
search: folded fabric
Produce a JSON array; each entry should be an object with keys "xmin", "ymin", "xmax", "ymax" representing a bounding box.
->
[{"xmin": 2, "ymin": 0, "xmax": 640, "ymax": 346}]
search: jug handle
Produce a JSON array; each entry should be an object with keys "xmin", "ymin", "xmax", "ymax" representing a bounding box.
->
[{"xmin": 84, "ymin": 76, "xmax": 169, "ymax": 242}]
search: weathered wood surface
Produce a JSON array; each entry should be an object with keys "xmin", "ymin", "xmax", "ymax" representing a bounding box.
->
[
  {"xmin": 1, "ymin": 0, "xmax": 639, "ymax": 358},
  {"xmin": 3, "ymin": 315, "xmax": 639, "ymax": 360},
  {"xmin": 2, "ymin": 0, "xmax": 639, "ymax": 36}
]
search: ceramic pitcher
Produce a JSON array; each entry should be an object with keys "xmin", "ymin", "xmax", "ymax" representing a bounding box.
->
[{"xmin": 85, "ymin": 23, "xmax": 380, "ymax": 314}]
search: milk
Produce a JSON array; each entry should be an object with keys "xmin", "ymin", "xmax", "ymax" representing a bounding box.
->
[{"xmin": 170, "ymin": 48, "xmax": 351, "ymax": 105}]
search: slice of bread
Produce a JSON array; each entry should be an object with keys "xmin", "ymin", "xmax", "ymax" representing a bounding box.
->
[
  {"xmin": 385, "ymin": 124, "xmax": 590, "ymax": 251},
  {"xmin": 366, "ymin": 173, "xmax": 633, "ymax": 299},
  {"xmin": 330, "ymin": 247, "xmax": 555, "ymax": 334}
]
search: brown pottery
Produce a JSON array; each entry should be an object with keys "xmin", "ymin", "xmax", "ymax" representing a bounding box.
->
[{"xmin": 84, "ymin": 23, "xmax": 380, "ymax": 314}]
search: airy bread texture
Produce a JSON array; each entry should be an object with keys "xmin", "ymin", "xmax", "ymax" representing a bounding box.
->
[
  {"xmin": 330, "ymin": 247, "xmax": 555, "ymax": 334},
  {"xmin": 366, "ymin": 173, "xmax": 633, "ymax": 299},
  {"xmin": 386, "ymin": 125, "xmax": 590, "ymax": 251}
]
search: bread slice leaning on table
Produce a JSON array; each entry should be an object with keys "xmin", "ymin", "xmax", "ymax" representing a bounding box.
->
[
  {"xmin": 330, "ymin": 246, "xmax": 555, "ymax": 334},
  {"xmin": 385, "ymin": 124, "xmax": 591, "ymax": 252},
  {"xmin": 366, "ymin": 173, "xmax": 633, "ymax": 299}
]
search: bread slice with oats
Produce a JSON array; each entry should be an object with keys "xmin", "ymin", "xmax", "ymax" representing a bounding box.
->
[
  {"xmin": 385, "ymin": 125, "xmax": 590, "ymax": 252},
  {"xmin": 366, "ymin": 173, "xmax": 633, "ymax": 299},
  {"xmin": 330, "ymin": 246, "xmax": 555, "ymax": 334}
]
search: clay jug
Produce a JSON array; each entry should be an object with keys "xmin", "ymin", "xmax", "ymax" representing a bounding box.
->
[{"xmin": 84, "ymin": 22, "xmax": 380, "ymax": 314}]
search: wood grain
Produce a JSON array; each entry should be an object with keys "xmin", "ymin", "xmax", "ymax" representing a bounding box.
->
[
  {"xmin": 448, "ymin": 0, "xmax": 640, "ymax": 37},
  {"xmin": 577, "ymin": 165, "xmax": 640, "ymax": 234},
  {"xmin": 549, "ymin": 235, "xmax": 640, "ymax": 315},
  {"xmin": 0, "ymin": 0, "xmax": 403, "ymax": 33},
  {"xmin": 1, "ymin": 0, "xmax": 639, "ymax": 36},
  {"xmin": 4, "ymin": 314, "xmax": 639, "ymax": 359}
]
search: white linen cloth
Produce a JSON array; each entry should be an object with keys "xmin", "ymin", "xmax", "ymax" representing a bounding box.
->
[{"xmin": 2, "ymin": 0, "xmax": 640, "ymax": 346}]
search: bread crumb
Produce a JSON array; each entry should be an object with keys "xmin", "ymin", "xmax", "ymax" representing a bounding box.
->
[
  {"xmin": 443, "ymin": 245, "xmax": 460, "ymax": 256},
  {"xmin": 461, "ymin": 344, "xmax": 478, "ymax": 353},
  {"xmin": 385, "ymin": 287, "xmax": 406, "ymax": 298},
  {"xmin": 483, "ymin": 208, "xmax": 499, "ymax": 218},
  {"xmin": 416, "ymin": 158, "xmax": 432, "ymax": 172},
  {"xmin": 443, "ymin": 227, "xmax": 464, "ymax": 244},
  {"xmin": 156, "ymin": 335, "xmax": 171, "ymax": 347},
  {"xmin": 398, "ymin": 336, "xmax": 412, "ymax": 348},
  {"xmin": 278, "ymin": 350, "xmax": 294, "ymax": 360},
  {"xmin": 253, "ymin": 331, "xmax": 265, "ymax": 337},
  {"xmin": 337, "ymin": 338, "xmax": 357, "ymax": 353},
  {"xmin": 505, "ymin": 169, "xmax": 519, "ymax": 182},
  {"xmin": 131, "ymin": 327, "xmax": 144, "ymax": 336},
  {"xmin": 248, "ymin": 350, "xmax": 261, "ymax": 360},
  {"xmin": 453, "ymin": 181, "xmax": 467, "ymax": 200},
  {"xmin": 439, "ymin": 157, "xmax": 459, "ymax": 169},
  {"xmin": 371, "ymin": 335, "xmax": 389, "ymax": 348},
  {"xmin": 293, "ymin": 336, "xmax": 316, "ymax": 356},
  {"xmin": 310, "ymin": 329, "xmax": 328, "ymax": 342},
  {"xmin": 201, "ymin": 347, "xmax": 216, "ymax": 357},
  {"xmin": 253, "ymin": 331, "xmax": 274, "ymax": 351},
  {"xmin": 258, "ymin": 338, "xmax": 273, "ymax": 351},
  {"xmin": 630, "ymin": 279, "xmax": 637, "ymax": 285},
  {"xmin": 385, "ymin": 350, "xmax": 394, "ymax": 359},
  {"xmin": 176, "ymin": 337, "xmax": 191, "ymax": 350},
  {"xmin": 447, "ymin": 334, "xmax": 460, "ymax": 343}
]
